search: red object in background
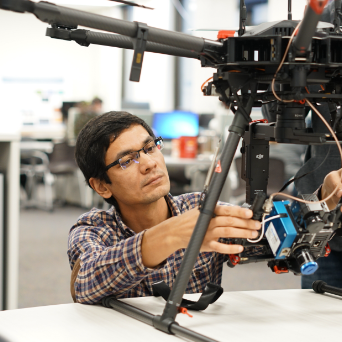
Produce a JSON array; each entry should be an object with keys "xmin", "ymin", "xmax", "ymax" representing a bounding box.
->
[{"xmin": 179, "ymin": 136, "xmax": 198, "ymax": 158}]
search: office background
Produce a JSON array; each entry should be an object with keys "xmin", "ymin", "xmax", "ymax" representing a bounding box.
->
[{"xmin": 0, "ymin": 0, "xmax": 311, "ymax": 310}]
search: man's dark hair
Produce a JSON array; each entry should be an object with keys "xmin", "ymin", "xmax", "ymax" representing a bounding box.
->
[{"xmin": 75, "ymin": 111, "xmax": 155, "ymax": 206}]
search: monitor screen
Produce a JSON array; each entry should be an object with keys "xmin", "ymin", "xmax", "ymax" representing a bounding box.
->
[{"xmin": 152, "ymin": 111, "xmax": 199, "ymax": 139}]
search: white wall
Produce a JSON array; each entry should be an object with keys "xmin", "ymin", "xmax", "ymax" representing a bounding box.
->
[
  {"xmin": 268, "ymin": 0, "xmax": 307, "ymax": 21},
  {"xmin": 122, "ymin": 0, "xmax": 176, "ymax": 113},
  {"xmin": 178, "ymin": 0, "xmax": 240, "ymax": 115},
  {"xmin": 0, "ymin": 5, "xmax": 123, "ymax": 129},
  {"xmin": 0, "ymin": 0, "xmax": 180, "ymax": 122},
  {"xmin": 0, "ymin": 0, "xmax": 312, "ymax": 130}
]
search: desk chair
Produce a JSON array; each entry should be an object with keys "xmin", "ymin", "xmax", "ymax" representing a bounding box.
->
[
  {"xmin": 20, "ymin": 150, "xmax": 54, "ymax": 211},
  {"xmin": 48, "ymin": 141, "xmax": 77, "ymax": 206},
  {"xmin": 49, "ymin": 141, "xmax": 92, "ymax": 208}
]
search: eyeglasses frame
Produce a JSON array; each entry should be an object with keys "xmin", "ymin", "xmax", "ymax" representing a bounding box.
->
[{"xmin": 105, "ymin": 136, "xmax": 164, "ymax": 171}]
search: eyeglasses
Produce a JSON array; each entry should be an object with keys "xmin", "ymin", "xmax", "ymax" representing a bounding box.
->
[{"xmin": 105, "ymin": 137, "xmax": 164, "ymax": 171}]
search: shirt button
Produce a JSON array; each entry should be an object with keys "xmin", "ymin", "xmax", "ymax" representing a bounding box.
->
[
  {"xmin": 136, "ymin": 267, "xmax": 140, "ymax": 272},
  {"xmin": 194, "ymin": 271, "xmax": 201, "ymax": 278}
]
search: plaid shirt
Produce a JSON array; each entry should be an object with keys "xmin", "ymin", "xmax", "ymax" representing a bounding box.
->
[{"xmin": 68, "ymin": 192, "xmax": 230, "ymax": 304}]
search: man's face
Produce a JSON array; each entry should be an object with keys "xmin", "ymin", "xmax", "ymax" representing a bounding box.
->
[{"xmin": 104, "ymin": 124, "xmax": 170, "ymax": 208}]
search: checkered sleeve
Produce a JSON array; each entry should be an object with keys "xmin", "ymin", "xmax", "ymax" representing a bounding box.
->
[{"xmin": 68, "ymin": 220, "xmax": 156, "ymax": 304}]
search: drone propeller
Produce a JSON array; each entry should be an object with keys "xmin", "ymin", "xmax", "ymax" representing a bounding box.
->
[{"xmin": 108, "ymin": 0, "xmax": 154, "ymax": 10}]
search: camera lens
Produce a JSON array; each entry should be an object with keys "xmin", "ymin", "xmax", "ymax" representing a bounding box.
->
[{"xmin": 294, "ymin": 248, "xmax": 318, "ymax": 275}]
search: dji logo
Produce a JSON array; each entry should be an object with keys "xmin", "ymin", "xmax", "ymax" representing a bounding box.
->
[{"xmin": 256, "ymin": 154, "xmax": 264, "ymax": 159}]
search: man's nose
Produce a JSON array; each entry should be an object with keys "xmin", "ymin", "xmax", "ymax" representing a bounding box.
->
[{"xmin": 139, "ymin": 151, "xmax": 156, "ymax": 171}]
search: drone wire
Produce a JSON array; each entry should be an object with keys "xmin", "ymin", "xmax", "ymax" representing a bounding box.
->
[
  {"xmin": 270, "ymin": 100, "xmax": 342, "ymax": 205},
  {"xmin": 247, "ymin": 214, "xmax": 285, "ymax": 243},
  {"xmin": 247, "ymin": 213, "xmax": 266, "ymax": 243},
  {"xmin": 269, "ymin": 29, "xmax": 342, "ymax": 204},
  {"xmin": 269, "ymin": 91, "xmax": 342, "ymax": 200},
  {"xmin": 200, "ymin": 70, "xmax": 243, "ymax": 91},
  {"xmin": 267, "ymin": 15, "xmax": 342, "ymax": 208},
  {"xmin": 271, "ymin": 22, "xmax": 301, "ymax": 103},
  {"xmin": 277, "ymin": 145, "xmax": 331, "ymax": 194},
  {"xmin": 201, "ymin": 77, "xmax": 213, "ymax": 91},
  {"xmin": 306, "ymin": 99, "xmax": 342, "ymax": 168},
  {"xmin": 277, "ymin": 86, "xmax": 334, "ymax": 194}
]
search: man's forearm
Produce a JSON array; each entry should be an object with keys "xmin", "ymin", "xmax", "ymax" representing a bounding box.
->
[{"xmin": 141, "ymin": 216, "xmax": 184, "ymax": 268}]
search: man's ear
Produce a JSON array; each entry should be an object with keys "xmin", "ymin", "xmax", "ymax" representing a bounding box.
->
[{"xmin": 89, "ymin": 177, "xmax": 112, "ymax": 199}]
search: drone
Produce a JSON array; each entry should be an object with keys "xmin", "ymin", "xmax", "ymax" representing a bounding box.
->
[{"xmin": 1, "ymin": 1, "xmax": 342, "ymax": 341}]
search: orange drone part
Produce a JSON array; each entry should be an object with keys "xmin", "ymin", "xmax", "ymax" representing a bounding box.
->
[
  {"xmin": 273, "ymin": 265, "xmax": 289, "ymax": 274},
  {"xmin": 217, "ymin": 30, "xmax": 235, "ymax": 39},
  {"xmin": 178, "ymin": 307, "xmax": 193, "ymax": 318},
  {"xmin": 228, "ymin": 254, "xmax": 240, "ymax": 266},
  {"xmin": 251, "ymin": 119, "xmax": 268, "ymax": 124},
  {"xmin": 309, "ymin": 0, "xmax": 329, "ymax": 15},
  {"xmin": 324, "ymin": 243, "xmax": 331, "ymax": 257}
]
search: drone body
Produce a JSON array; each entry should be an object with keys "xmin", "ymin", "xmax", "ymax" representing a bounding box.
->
[{"xmin": 1, "ymin": 1, "xmax": 342, "ymax": 339}]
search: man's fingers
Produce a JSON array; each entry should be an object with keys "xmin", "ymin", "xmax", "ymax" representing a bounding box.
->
[
  {"xmin": 214, "ymin": 205, "xmax": 253, "ymax": 219},
  {"xmin": 211, "ymin": 215, "xmax": 261, "ymax": 231},
  {"xmin": 206, "ymin": 240, "xmax": 244, "ymax": 254},
  {"xmin": 210, "ymin": 226, "xmax": 259, "ymax": 240},
  {"xmin": 324, "ymin": 170, "xmax": 342, "ymax": 197}
]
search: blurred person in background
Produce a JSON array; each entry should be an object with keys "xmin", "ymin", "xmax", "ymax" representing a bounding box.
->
[{"xmin": 73, "ymin": 97, "xmax": 103, "ymax": 137}]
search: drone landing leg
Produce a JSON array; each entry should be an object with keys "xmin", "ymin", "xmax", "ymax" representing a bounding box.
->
[{"xmin": 152, "ymin": 88, "xmax": 256, "ymax": 336}]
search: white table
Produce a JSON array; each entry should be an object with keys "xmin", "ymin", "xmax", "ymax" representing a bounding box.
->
[
  {"xmin": 21, "ymin": 124, "xmax": 66, "ymax": 141},
  {"xmin": 0, "ymin": 290, "xmax": 341, "ymax": 342}
]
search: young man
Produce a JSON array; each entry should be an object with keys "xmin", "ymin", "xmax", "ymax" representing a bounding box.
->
[
  {"xmin": 68, "ymin": 111, "xmax": 261, "ymax": 304},
  {"xmin": 68, "ymin": 111, "xmax": 342, "ymax": 304}
]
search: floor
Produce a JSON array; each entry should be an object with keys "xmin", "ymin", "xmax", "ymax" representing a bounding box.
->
[
  {"xmin": 18, "ymin": 205, "xmax": 300, "ymax": 309},
  {"xmin": 18, "ymin": 206, "xmax": 85, "ymax": 308}
]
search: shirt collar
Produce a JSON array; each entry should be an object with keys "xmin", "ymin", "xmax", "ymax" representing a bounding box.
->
[{"xmin": 110, "ymin": 193, "xmax": 182, "ymax": 234}]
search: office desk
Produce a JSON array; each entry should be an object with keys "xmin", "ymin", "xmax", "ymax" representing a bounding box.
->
[
  {"xmin": 164, "ymin": 155, "xmax": 213, "ymax": 167},
  {"xmin": 164, "ymin": 156, "xmax": 231, "ymax": 202},
  {"xmin": 0, "ymin": 290, "xmax": 340, "ymax": 342},
  {"xmin": 20, "ymin": 141, "xmax": 54, "ymax": 154},
  {"xmin": 164, "ymin": 155, "xmax": 213, "ymax": 193}
]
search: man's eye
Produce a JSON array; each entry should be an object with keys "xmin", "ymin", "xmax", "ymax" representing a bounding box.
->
[
  {"xmin": 121, "ymin": 158, "xmax": 133, "ymax": 166},
  {"xmin": 145, "ymin": 145, "xmax": 155, "ymax": 153}
]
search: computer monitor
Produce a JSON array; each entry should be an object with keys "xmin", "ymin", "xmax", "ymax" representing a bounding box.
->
[
  {"xmin": 152, "ymin": 111, "xmax": 199, "ymax": 139},
  {"xmin": 199, "ymin": 113, "xmax": 215, "ymax": 129}
]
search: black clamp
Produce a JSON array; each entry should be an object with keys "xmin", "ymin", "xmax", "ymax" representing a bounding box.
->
[
  {"xmin": 70, "ymin": 29, "xmax": 90, "ymax": 47},
  {"xmin": 46, "ymin": 25, "xmax": 90, "ymax": 47},
  {"xmin": 130, "ymin": 22, "xmax": 149, "ymax": 82}
]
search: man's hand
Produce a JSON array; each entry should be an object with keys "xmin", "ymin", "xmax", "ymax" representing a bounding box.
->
[
  {"xmin": 321, "ymin": 168, "xmax": 342, "ymax": 210},
  {"xmin": 175, "ymin": 205, "xmax": 261, "ymax": 255},
  {"xmin": 203, "ymin": 205, "xmax": 261, "ymax": 254},
  {"xmin": 142, "ymin": 205, "xmax": 260, "ymax": 268}
]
